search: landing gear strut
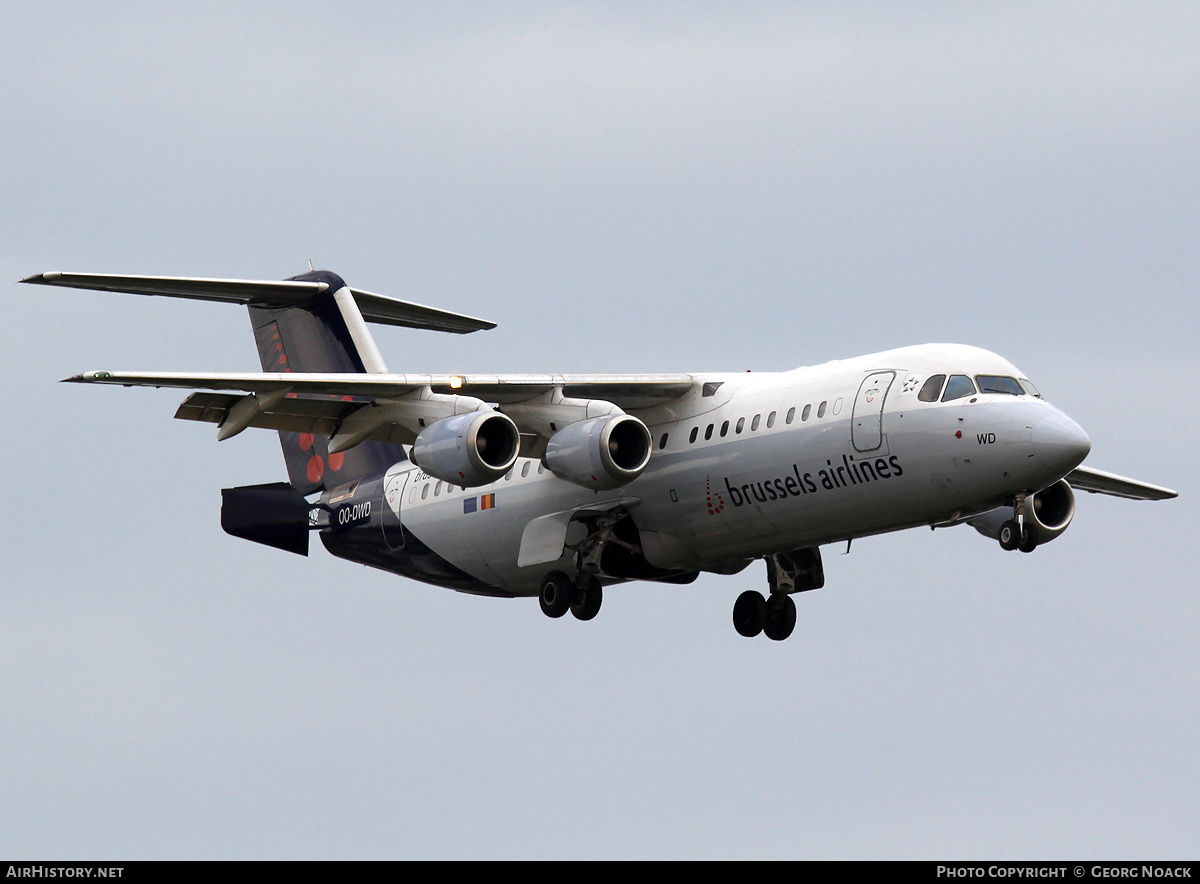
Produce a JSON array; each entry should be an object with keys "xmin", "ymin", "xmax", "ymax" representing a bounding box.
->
[
  {"xmin": 998, "ymin": 493, "xmax": 1039, "ymax": 553},
  {"xmin": 732, "ymin": 548, "xmax": 823, "ymax": 641}
]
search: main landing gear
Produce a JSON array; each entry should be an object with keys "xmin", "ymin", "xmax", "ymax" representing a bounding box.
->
[
  {"xmin": 998, "ymin": 493, "xmax": 1039, "ymax": 553},
  {"xmin": 538, "ymin": 512, "xmax": 627, "ymax": 622},
  {"xmin": 539, "ymin": 570, "xmax": 603, "ymax": 621},
  {"xmin": 733, "ymin": 547, "xmax": 824, "ymax": 641}
]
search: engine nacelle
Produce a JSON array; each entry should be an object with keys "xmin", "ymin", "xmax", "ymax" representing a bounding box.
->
[
  {"xmin": 544, "ymin": 414, "xmax": 653, "ymax": 491},
  {"xmin": 410, "ymin": 410, "xmax": 520, "ymax": 487},
  {"xmin": 969, "ymin": 479, "xmax": 1076, "ymax": 544}
]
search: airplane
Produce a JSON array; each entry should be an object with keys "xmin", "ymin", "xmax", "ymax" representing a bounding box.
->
[{"xmin": 25, "ymin": 268, "xmax": 1178, "ymax": 640}]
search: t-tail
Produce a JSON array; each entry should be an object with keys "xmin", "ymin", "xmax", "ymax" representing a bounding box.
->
[{"xmin": 24, "ymin": 267, "xmax": 496, "ymax": 555}]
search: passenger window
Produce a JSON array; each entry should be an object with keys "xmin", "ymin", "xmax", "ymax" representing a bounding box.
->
[
  {"xmin": 689, "ymin": 427, "xmax": 698, "ymax": 444},
  {"xmin": 818, "ymin": 401, "xmax": 827, "ymax": 418},
  {"xmin": 786, "ymin": 407, "xmax": 795, "ymax": 425},
  {"xmin": 434, "ymin": 481, "xmax": 442, "ymax": 497},
  {"xmin": 504, "ymin": 467, "xmax": 513, "ymax": 481},
  {"xmin": 705, "ymin": 424, "xmax": 714, "ymax": 441},
  {"xmin": 408, "ymin": 485, "xmax": 417, "ymax": 503},
  {"xmin": 521, "ymin": 462, "xmax": 531, "ymax": 478},
  {"xmin": 751, "ymin": 414, "xmax": 761, "ymax": 431},
  {"xmin": 659, "ymin": 433, "xmax": 668, "ymax": 450},
  {"xmin": 767, "ymin": 411, "xmax": 776, "ymax": 428},
  {"xmin": 802, "ymin": 404, "xmax": 811, "ymax": 421},
  {"xmin": 720, "ymin": 420, "xmax": 729, "ymax": 437},
  {"xmin": 976, "ymin": 375, "xmax": 1023, "ymax": 395},
  {"xmin": 736, "ymin": 417, "xmax": 745, "ymax": 434},
  {"xmin": 918, "ymin": 374, "xmax": 946, "ymax": 402},
  {"xmin": 421, "ymin": 484, "xmax": 429, "ymax": 500},
  {"xmin": 538, "ymin": 463, "xmax": 545, "ymax": 474},
  {"xmin": 941, "ymin": 375, "xmax": 976, "ymax": 402}
]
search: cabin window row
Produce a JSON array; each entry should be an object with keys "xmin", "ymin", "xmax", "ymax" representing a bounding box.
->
[{"xmin": 664, "ymin": 399, "xmax": 833, "ymax": 450}]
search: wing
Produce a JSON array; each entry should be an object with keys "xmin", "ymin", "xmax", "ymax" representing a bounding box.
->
[
  {"xmin": 64, "ymin": 370, "xmax": 695, "ymax": 404},
  {"xmin": 65, "ymin": 370, "xmax": 698, "ymax": 448},
  {"xmin": 1065, "ymin": 466, "xmax": 1178, "ymax": 501},
  {"xmin": 22, "ymin": 272, "xmax": 495, "ymax": 333}
]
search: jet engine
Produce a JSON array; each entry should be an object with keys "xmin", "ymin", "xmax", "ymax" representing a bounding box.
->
[
  {"xmin": 969, "ymin": 479, "xmax": 1076, "ymax": 545},
  {"xmin": 410, "ymin": 410, "xmax": 520, "ymax": 487},
  {"xmin": 544, "ymin": 414, "xmax": 653, "ymax": 491}
]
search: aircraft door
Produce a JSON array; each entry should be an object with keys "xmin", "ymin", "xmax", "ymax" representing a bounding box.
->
[
  {"xmin": 852, "ymin": 371, "xmax": 896, "ymax": 452},
  {"xmin": 382, "ymin": 470, "xmax": 408, "ymax": 550}
]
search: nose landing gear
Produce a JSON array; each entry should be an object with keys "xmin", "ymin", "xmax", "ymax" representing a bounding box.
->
[{"xmin": 998, "ymin": 493, "xmax": 1039, "ymax": 553}]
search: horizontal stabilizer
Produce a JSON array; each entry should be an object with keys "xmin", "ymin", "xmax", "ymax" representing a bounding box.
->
[
  {"xmin": 22, "ymin": 271, "xmax": 495, "ymax": 333},
  {"xmin": 1065, "ymin": 466, "xmax": 1178, "ymax": 501}
]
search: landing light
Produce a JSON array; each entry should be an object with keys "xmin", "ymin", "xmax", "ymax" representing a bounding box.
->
[{"xmin": 449, "ymin": 375, "xmax": 464, "ymax": 390}]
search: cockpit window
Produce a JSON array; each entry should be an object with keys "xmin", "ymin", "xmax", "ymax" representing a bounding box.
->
[
  {"xmin": 917, "ymin": 374, "xmax": 946, "ymax": 402},
  {"xmin": 976, "ymin": 375, "xmax": 1023, "ymax": 396},
  {"xmin": 941, "ymin": 374, "xmax": 976, "ymax": 402},
  {"xmin": 1019, "ymin": 378, "xmax": 1041, "ymax": 399}
]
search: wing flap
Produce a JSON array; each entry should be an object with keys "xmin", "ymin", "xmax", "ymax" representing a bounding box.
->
[
  {"xmin": 1065, "ymin": 466, "xmax": 1178, "ymax": 501},
  {"xmin": 174, "ymin": 392, "xmax": 419, "ymax": 443}
]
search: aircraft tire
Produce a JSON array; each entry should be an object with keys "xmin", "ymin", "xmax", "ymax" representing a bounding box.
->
[
  {"xmin": 571, "ymin": 575, "xmax": 603, "ymax": 621},
  {"xmin": 1018, "ymin": 523, "xmax": 1040, "ymax": 553},
  {"xmin": 763, "ymin": 594, "xmax": 797, "ymax": 642},
  {"xmin": 999, "ymin": 520, "xmax": 1021, "ymax": 551},
  {"xmin": 733, "ymin": 590, "xmax": 767, "ymax": 638},
  {"xmin": 539, "ymin": 570, "xmax": 575, "ymax": 618}
]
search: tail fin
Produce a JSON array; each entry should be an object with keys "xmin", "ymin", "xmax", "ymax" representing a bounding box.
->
[
  {"xmin": 26, "ymin": 267, "xmax": 496, "ymax": 494},
  {"xmin": 248, "ymin": 270, "xmax": 406, "ymax": 494}
]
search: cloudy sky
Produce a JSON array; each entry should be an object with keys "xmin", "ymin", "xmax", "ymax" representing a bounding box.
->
[{"xmin": 2, "ymin": 2, "xmax": 1197, "ymax": 859}]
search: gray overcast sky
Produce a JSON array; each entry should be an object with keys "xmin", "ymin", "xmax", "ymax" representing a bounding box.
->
[{"xmin": 2, "ymin": 2, "xmax": 1197, "ymax": 859}]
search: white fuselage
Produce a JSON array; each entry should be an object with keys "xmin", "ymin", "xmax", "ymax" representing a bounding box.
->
[{"xmin": 354, "ymin": 344, "xmax": 1090, "ymax": 595}]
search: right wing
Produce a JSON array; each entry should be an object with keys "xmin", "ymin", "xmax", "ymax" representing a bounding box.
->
[{"xmin": 1065, "ymin": 466, "xmax": 1178, "ymax": 501}]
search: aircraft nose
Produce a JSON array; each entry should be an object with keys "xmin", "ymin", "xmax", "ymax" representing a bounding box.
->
[{"xmin": 1031, "ymin": 410, "xmax": 1091, "ymax": 474}]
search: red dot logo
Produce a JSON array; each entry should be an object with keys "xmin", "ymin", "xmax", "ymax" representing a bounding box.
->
[
  {"xmin": 307, "ymin": 455, "xmax": 324, "ymax": 484},
  {"xmin": 705, "ymin": 475, "xmax": 725, "ymax": 515}
]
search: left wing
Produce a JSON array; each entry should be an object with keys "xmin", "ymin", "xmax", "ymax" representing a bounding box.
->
[{"xmin": 1065, "ymin": 466, "xmax": 1178, "ymax": 501}]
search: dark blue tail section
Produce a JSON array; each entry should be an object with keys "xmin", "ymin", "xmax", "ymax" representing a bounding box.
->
[{"xmin": 248, "ymin": 270, "xmax": 406, "ymax": 494}]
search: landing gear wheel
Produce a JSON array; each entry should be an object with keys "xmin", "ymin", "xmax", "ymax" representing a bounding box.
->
[
  {"xmin": 733, "ymin": 590, "xmax": 767, "ymax": 638},
  {"xmin": 763, "ymin": 594, "xmax": 797, "ymax": 642},
  {"xmin": 999, "ymin": 520, "xmax": 1020, "ymax": 551},
  {"xmin": 539, "ymin": 570, "xmax": 575, "ymax": 618},
  {"xmin": 571, "ymin": 574, "xmax": 603, "ymax": 621},
  {"xmin": 1018, "ymin": 523, "xmax": 1040, "ymax": 553}
]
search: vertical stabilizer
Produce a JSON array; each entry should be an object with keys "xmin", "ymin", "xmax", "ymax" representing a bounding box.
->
[{"xmin": 248, "ymin": 270, "xmax": 407, "ymax": 494}]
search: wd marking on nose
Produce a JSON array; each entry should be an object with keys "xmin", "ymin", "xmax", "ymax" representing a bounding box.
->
[{"xmin": 977, "ymin": 433, "xmax": 996, "ymax": 445}]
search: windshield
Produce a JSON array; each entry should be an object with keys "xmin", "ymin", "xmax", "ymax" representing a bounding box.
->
[{"xmin": 976, "ymin": 375, "xmax": 1024, "ymax": 396}]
